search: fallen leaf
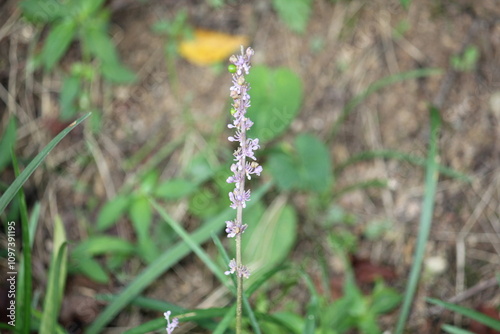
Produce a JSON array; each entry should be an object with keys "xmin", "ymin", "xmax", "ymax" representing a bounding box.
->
[
  {"xmin": 178, "ymin": 29, "xmax": 248, "ymax": 66},
  {"xmin": 351, "ymin": 255, "xmax": 397, "ymax": 284},
  {"xmin": 469, "ymin": 304, "xmax": 500, "ymax": 334}
]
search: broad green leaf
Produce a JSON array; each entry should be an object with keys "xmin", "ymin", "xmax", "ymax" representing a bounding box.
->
[
  {"xmin": 101, "ymin": 61, "xmax": 136, "ymax": 83},
  {"xmin": 154, "ymin": 179, "xmax": 197, "ymax": 199},
  {"xmin": 0, "ymin": 113, "xmax": 91, "ymax": 215},
  {"xmin": 96, "ymin": 195, "xmax": 131, "ymax": 231},
  {"xmin": 246, "ymin": 66, "xmax": 302, "ymax": 143},
  {"xmin": 243, "ymin": 197, "xmax": 297, "ymax": 283},
  {"xmin": 272, "ymin": 0, "xmax": 312, "ymax": 34},
  {"xmin": 296, "ymin": 134, "xmax": 333, "ymax": 192},
  {"xmin": 60, "ymin": 75, "xmax": 81, "ymax": 120},
  {"xmin": 0, "ymin": 117, "xmax": 17, "ymax": 171},
  {"xmin": 41, "ymin": 19, "xmax": 77, "ymax": 71},
  {"xmin": 267, "ymin": 134, "xmax": 333, "ymax": 192},
  {"xmin": 267, "ymin": 152, "xmax": 300, "ymax": 190},
  {"xmin": 40, "ymin": 216, "xmax": 67, "ymax": 334}
]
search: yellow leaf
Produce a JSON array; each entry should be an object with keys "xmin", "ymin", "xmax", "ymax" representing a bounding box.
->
[{"xmin": 179, "ymin": 29, "xmax": 248, "ymax": 66}]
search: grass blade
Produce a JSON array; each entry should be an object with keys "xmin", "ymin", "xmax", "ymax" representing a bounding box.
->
[
  {"xmin": 211, "ymin": 233, "xmax": 263, "ymax": 333},
  {"xmin": 395, "ymin": 106, "xmax": 441, "ymax": 333},
  {"xmin": 40, "ymin": 216, "xmax": 68, "ymax": 334},
  {"xmin": 330, "ymin": 68, "xmax": 442, "ymax": 138},
  {"xmin": 0, "ymin": 112, "xmax": 91, "ymax": 214},
  {"xmin": 442, "ymin": 324, "xmax": 476, "ymax": 334},
  {"xmin": 149, "ymin": 198, "xmax": 230, "ymax": 287},
  {"xmin": 12, "ymin": 151, "xmax": 32, "ymax": 334},
  {"xmin": 427, "ymin": 298, "xmax": 500, "ymax": 331},
  {"xmin": 85, "ymin": 182, "xmax": 271, "ymax": 334},
  {"xmin": 335, "ymin": 149, "xmax": 471, "ymax": 182},
  {"xmin": 213, "ymin": 305, "xmax": 237, "ymax": 334}
]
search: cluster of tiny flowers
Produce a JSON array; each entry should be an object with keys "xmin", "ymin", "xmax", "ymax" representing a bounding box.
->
[
  {"xmin": 225, "ymin": 46, "xmax": 261, "ymax": 279},
  {"xmin": 225, "ymin": 259, "xmax": 251, "ymax": 278},
  {"xmin": 164, "ymin": 311, "xmax": 179, "ymax": 334}
]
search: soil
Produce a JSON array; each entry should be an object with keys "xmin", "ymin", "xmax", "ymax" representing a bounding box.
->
[{"xmin": 1, "ymin": 0, "xmax": 499, "ymax": 333}]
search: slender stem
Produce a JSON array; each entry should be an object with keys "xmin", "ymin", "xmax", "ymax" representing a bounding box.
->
[
  {"xmin": 235, "ymin": 232, "xmax": 243, "ymax": 334},
  {"xmin": 236, "ymin": 136, "xmax": 246, "ymax": 333}
]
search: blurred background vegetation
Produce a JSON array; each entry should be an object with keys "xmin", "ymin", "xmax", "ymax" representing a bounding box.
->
[{"xmin": 1, "ymin": 0, "xmax": 499, "ymax": 333}]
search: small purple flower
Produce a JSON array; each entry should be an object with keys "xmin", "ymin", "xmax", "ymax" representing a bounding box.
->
[
  {"xmin": 245, "ymin": 161, "xmax": 263, "ymax": 179},
  {"xmin": 225, "ymin": 47, "xmax": 258, "ymax": 283},
  {"xmin": 164, "ymin": 311, "xmax": 179, "ymax": 334},
  {"xmin": 225, "ymin": 220, "xmax": 248, "ymax": 238},
  {"xmin": 225, "ymin": 259, "xmax": 237, "ymax": 275},
  {"xmin": 224, "ymin": 258, "xmax": 251, "ymax": 278},
  {"xmin": 229, "ymin": 189, "xmax": 251, "ymax": 209}
]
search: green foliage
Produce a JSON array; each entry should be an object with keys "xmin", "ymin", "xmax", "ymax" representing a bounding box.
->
[
  {"xmin": 70, "ymin": 236, "xmax": 136, "ymax": 283},
  {"xmin": 272, "ymin": 0, "xmax": 313, "ymax": 34},
  {"xmin": 267, "ymin": 134, "xmax": 333, "ymax": 192},
  {"xmin": 79, "ymin": 170, "xmax": 189, "ymax": 273},
  {"xmin": 325, "ymin": 279, "xmax": 400, "ymax": 333},
  {"xmin": 400, "ymin": 0, "xmax": 412, "ymax": 9},
  {"xmin": 242, "ymin": 201, "xmax": 298, "ymax": 283},
  {"xmin": 441, "ymin": 325, "xmax": 475, "ymax": 334},
  {"xmin": 40, "ymin": 216, "xmax": 68, "ymax": 334},
  {"xmin": 0, "ymin": 113, "xmax": 91, "ymax": 215},
  {"xmin": 451, "ymin": 45, "xmax": 479, "ymax": 72},
  {"xmin": 395, "ymin": 106, "xmax": 441, "ymax": 333},
  {"xmin": 246, "ymin": 66, "xmax": 303, "ymax": 143},
  {"xmin": 427, "ymin": 298, "xmax": 500, "ymax": 332},
  {"xmin": 20, "ymin": 0, "xmax": 135, "ymax": 120},
  {"xmin": 154, "ymin": 179, "xmax": 197, "ymax": 199},
  {"xmin": 0, "ymin": 117, "xmax": 17, "ymax": 172},
  {"xmin": 85, "ymin": 184, "xmax": 272, "ymax": 334},
  {"xmin": 152, "ymin": 9, "xmax": 192, "ymax": 91}
]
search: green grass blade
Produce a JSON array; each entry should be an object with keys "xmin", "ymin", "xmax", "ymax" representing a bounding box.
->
[
  {"xmin": 442, "ymin": 324, "xmax": 475, "ymax": 334},
  {"xmin": 0, "ymin": 112, "xmax": 91, "ymax": 214},
  {"xmin": 28, "ymin": 202, "xmax": 41, "ymax": 248},
  {"xmin": 12, "ymin": 151, "xmax": 32, "ymax": 334},
  {"xmin": 149, "ymin": 198, "xmax": 230, "ymax": 287},
  {"xmin": 300, "ymin": 270, "xmax": 320, "ymax": 334},
  {"xmin": 211, "ymin": 232, "xmax": 262, "ymax": 333},
  {"xmin": 330, "ymin": 68, "xmax": 442, "ymax": 138},
  {"xmin": 395, "ymin": 106, "xmax": 441, "ymax": 333},
  {"xmin": 123, "ymin": 318, "xmax": 165, "ymax": 334},
  {"xmin": 243, "ymin": 293, "xmax": 262, "ymax": 334},
  {"xmin": 85, "ymin": 182, "xmax": 272, "ymax": 334},
  {"xmin": 427, "ymin": 298, "xmax": 500, "ymax": 331},
  {"xmin": 335, "ymin": 149, "xmax": 471, "ymax": 182},
  {"xmin": 246, "ymin": 264, "xmax": 289, "ymax": 296},
  {"xmin": 29, "ymin": 308, "xmax": 68, "ymax": 334},
  {"xmin": 40, "ymin": 216, "xmax": 68, "ymax": 334},
  {"xmin": 213, "ymin": 305, "xmax": 237, "ymax": 334}
]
